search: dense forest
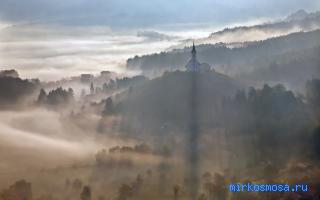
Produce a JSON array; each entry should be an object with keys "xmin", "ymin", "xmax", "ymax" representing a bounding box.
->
[
  {"xmin": 0, "ymin": 8, "xmax": 320, "ymax": 200},
  {"xmin": 127, "ymin": 30, "xmax": 320, "ymax": 90},
  {"xmin": 1, "ymin": 69, "xmax": 320, "ymax": 199},
  {"xmin": 100, "ymin": 71, "xmax": 319, "ymax": 170}
]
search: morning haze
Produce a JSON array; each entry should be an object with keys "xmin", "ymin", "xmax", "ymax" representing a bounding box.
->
[{"xmin": 0, "ymin": 1, "xmax": 319, "ymax": 200}]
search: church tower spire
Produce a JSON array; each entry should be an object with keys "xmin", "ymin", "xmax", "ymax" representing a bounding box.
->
[
  {"xmin": 192, "ymin": 41, "xmax": 196, "ymax": 58},
  {"xmin": 185, "ymin": 42, "xmax": 200, "ymax": 72},
  {"xmin": 185, "ymin": 41, "xmax": 212, "ymax": 73}
]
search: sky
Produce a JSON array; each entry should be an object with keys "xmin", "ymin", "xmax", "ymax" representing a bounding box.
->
[
  {"xmin": 0, "ymin": 0, "xmax": 319, "ymax": 27},
  {"xmin": 0, "ymin": 0, "xmax": 319, "ymax": 80}
]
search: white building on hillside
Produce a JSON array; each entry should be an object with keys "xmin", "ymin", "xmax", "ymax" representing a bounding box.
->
[{"xmin": 185, "ymin": 43, "xmax": 211, "ymax": 72}]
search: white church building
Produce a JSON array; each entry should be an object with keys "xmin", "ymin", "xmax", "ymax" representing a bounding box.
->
[{"xmin": 185, "ymin": 43, "xmax": 211, "ymax": 72}]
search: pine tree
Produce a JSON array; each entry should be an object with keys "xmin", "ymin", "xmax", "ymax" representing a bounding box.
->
[
  {"xmin": 90, "ymin": 82, "xmax": 94, "ymax": 94},
  {"xmin": 37, "ymin": 88, "xmax": 47, "ymax": 104}
]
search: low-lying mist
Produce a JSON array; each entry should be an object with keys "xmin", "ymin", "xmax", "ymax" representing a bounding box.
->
[
  {"xmin": 0, "ymin": 7, "xmax": 320, "ymax": 200},
  {"xmin": 0, "ymin": 108, "xmax": 135, "ymax": 176}
]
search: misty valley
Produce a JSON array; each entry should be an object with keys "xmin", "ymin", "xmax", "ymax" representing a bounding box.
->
[{"xmin": 0, "ymin": 6, "xmax": 320, "ymax": 200}]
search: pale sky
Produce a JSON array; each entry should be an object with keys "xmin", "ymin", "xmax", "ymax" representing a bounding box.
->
[
  {"xmin": 0, "ymin": 0, "xmax": 319, "ymax": 27},
  {"xmin": 0, "ymin": 0, "xmax": 319, "ymax": 80}
]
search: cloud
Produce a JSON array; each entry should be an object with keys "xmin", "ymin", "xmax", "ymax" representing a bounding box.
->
[
  {"xmin": 0, "ymin": 0, "xmax": 319, "ymax": 81},
  {"xmin": 0, "ymin": 108, "xmax": 138, "ymax": 172},
  {"xmin": 0, "ymin": 109, "xmax": 96, "ymax": 171},
  {"xmin": 137, "ymin": 30, "xmax": 179, "ymax": 41},
  {"xmin": 0, "ymin": 0, "xmax": 318, "ymax": 28},
  {"xmin": 0, "ymin": 25, "xmax": 180, "ymax": 80}
]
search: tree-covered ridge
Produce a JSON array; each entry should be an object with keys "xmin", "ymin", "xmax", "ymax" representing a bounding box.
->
[
  {"xmin": 127, "ymin": 30, "xmax": 320, "ymax": 88},
  {"xmin": 0, "ymin": 76, "xmax": 39, "ymax": 108},
  {"xmin": 37, "ymin": 87, "xmax": 74, "ymax": 107},
  {"xmin": 108, "ymin": 71, "xmax": 241, "ymax": 132},
  {"xmin": 100, "ymin": 71, "xmax": 320, "ymax": 169},
  {"xmin": 127, "ymin": 30, "xmax": 320, "ymax": 71}
]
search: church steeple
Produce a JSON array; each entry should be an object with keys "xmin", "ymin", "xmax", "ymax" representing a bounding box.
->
[
  {"xmin": 185, "ymin": 41, "xmax": 212, "ymax": 72},
  {"xmin": 191, "ymin": 42, "xmax": 196, "ymax": 58},
  {"xmin": 185, "ymin": 42, "xmax": 200, "ymax": 72}
]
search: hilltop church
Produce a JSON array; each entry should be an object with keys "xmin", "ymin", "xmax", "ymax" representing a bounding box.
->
[{"xmin": 185, "ymin": 43, "xmax": 211, "ymax": 72}]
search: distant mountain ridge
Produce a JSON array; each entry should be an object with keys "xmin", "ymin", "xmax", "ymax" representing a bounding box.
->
[
  {"xmin": 127, "ymin": 29, "xmax": 320, "ymax": 89},
  {"xmin": 286, "ymin": 9, "xmax": 309, "ymax": 21},
  {"xmin": 127, "ymin": 10, "xmax": 320, "ymax": 76},
  {"xmin": 171, "ymin": 9, "xmax": 320, "ymax": 48},
  {"xmin": 127, "ymin": 29, "xmax": 320, "ymax": 72}
]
